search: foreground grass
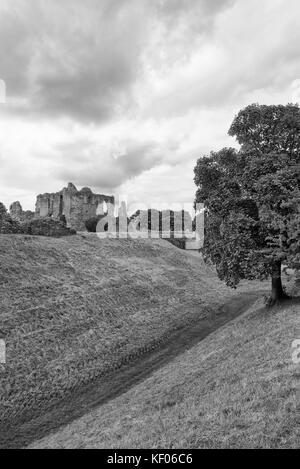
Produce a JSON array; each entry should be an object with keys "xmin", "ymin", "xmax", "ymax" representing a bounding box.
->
[
  {"xmin": 32, "ymin": 299, "xmax": 300, "ymax": 449},
  {"xmin": 0, "ymin": 234, "xmax": 251, "ymax": 428}
]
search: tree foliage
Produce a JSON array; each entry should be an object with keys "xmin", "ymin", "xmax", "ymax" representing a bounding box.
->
[
  {"xmin": 0, "ymin": 203, "xmax": 75, "ymax": 237},
  {"xmin": 194, "ymin": 104, "xmax": 300, "ymax": 303},
  {"xmin": 129, "ymin": 209, "xmax": 191, "ymax": 234},
  {"xmin": 21, "ymin": 217, "xmax": 76, "ymax": 237}
]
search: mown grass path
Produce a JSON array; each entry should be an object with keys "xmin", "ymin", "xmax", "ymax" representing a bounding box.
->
[{"xmin": 0, "ymin": 290, "xmax": 265, "ymax": 449}]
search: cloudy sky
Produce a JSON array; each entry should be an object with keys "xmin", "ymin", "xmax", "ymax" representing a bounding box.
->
[{"xmin": 0, "ymin": 0, "xmax": 300, "ymax": 211}]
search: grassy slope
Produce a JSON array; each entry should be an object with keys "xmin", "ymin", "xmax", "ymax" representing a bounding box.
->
[
  {"xmin": 0, "ymin": 233, "xmax": 252, "ymax": 427},
  {"xmin": 32, "ymin": 299, "xmax": 300, "ymax": 449}
]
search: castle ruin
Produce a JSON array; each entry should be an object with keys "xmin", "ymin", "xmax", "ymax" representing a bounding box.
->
[
  {"xmin": 35, "ymin": 183, "xmax": 114, "ymax": 231},
  {"xmin": 9, "ymin": 183, "xmax": 114, "ymax": 232}
]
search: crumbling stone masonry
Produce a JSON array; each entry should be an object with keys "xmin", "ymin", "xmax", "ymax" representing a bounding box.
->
[
  {"xmin": 35, "ymin": 183, "xmax": 114, "ymax": 231},
  {"xmin": 9, "ymin": 201, "xmax": 35, "ymax": 223}
]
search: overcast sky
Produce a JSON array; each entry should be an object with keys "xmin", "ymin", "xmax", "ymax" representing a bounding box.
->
[{"xmin": 0, "ymin": 0, "xmax": 300, "ymax": 211}]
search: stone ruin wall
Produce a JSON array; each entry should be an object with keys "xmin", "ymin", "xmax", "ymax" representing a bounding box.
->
[
  {"xmin": 8, "ymin": 183, "xmax": 114, "ymax": 231},
  {"xmin": 35, "ymin": 183, "xmax": 114, "ymax": 231}
]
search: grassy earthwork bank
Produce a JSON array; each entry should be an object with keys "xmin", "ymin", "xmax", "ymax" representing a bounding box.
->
[
  {"xmin": 0, "ymin": 233, "xmax": 261, "ymax": 437},
  {"xmin": 32, "ymin": 298, "xmax": 300, "ymax": 449}
]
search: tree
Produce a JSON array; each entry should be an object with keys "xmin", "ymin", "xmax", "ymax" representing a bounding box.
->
[{"xmin": 194, "ymin": 104, "xmax": 300, "ymax": 305}]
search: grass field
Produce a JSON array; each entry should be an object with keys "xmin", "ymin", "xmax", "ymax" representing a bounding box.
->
[
  {"xmin": 31, "ymin": 298, "xmax": 300, "ymax": 449},
  {"xmin": 0, "ymin": 233, "xmax": 257, "ymax": 433}
]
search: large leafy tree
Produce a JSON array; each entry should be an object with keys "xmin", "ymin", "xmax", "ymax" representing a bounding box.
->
[{"xmin": 194, "ymin": 104, "xmax": 300, "ymax": 304}]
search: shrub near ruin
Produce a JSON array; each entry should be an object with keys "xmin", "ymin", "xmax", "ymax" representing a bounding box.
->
[
  {"xmin": 21, "ymin": 217, "xmax": 76, "ymax": 237},
  {"xmin": 85, "ymin": 215, "xmax": 107, "ymax": 232},
  {"xmin": 1, "ymin": 202, "xmax": 76, "ymax": 237}
]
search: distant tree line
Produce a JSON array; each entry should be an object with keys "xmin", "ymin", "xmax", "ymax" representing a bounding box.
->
[{"xmin": 85, "ymin": 209, "xmax": 193, "ymax": 238}]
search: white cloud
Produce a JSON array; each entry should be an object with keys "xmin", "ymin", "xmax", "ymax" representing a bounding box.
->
[{"xmin": 0, "ymin": 0, "xmax": 299, "ymax": 211}]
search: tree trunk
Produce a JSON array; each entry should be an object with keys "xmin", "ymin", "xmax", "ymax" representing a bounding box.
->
[{"xmin": 270, "ymin": 261, "xmax": 287, "ymax": 304}]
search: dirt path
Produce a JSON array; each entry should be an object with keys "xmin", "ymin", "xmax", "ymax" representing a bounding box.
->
[{"xmin": 0, "ymin": 290, "xmax": 264, "ymax": 449}]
